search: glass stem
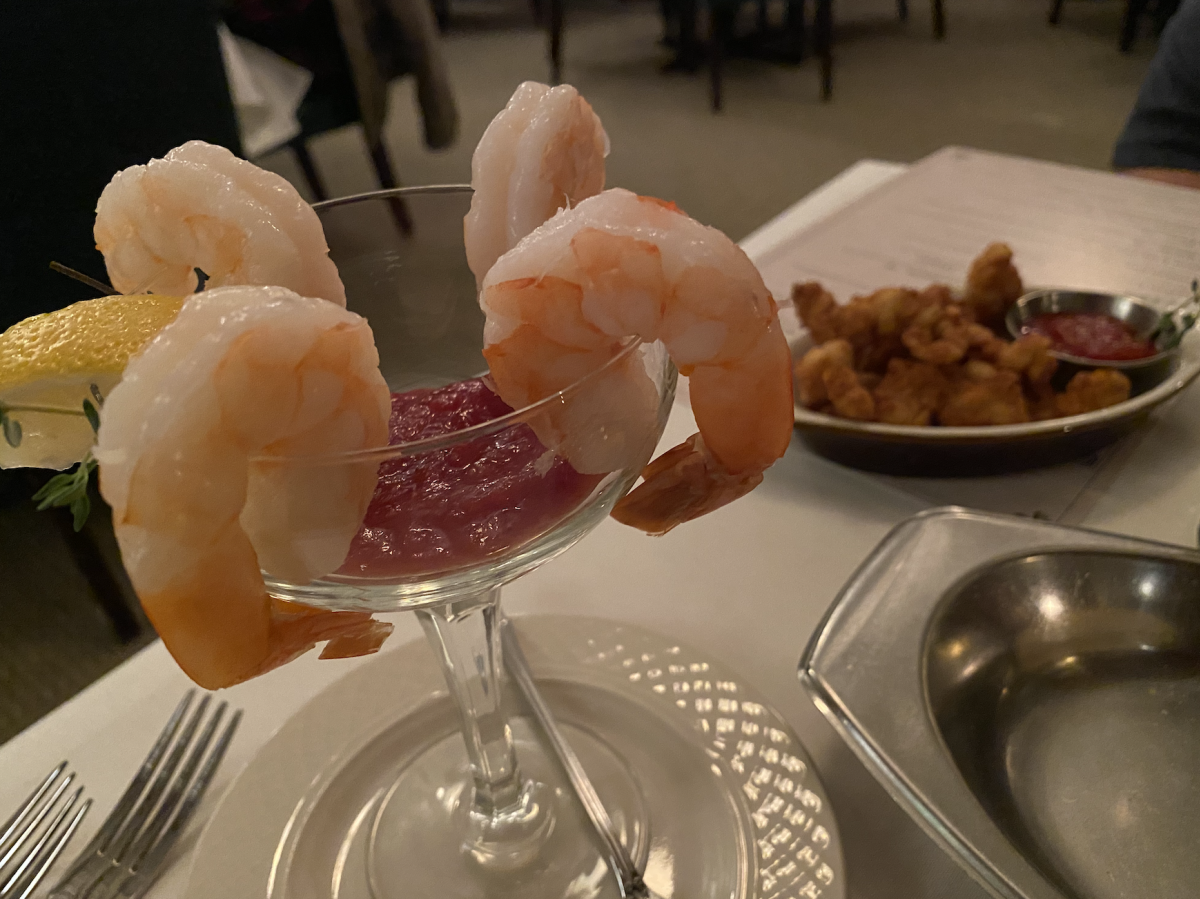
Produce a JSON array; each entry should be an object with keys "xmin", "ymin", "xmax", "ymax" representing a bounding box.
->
[{"xmin": 417, "ymin": 589, "xmax": 554, "ymax": 869}]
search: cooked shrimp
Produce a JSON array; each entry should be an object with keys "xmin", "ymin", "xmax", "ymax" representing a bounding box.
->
[
  {"xmin": 95, "ymin": 285, "xmax": 392, "ymax": 689},
  {"xmin": 95, "ymin": 140, "xmax": 346, "ymax": 305},
  {"xmin": 480, "ymin": 188, "xmax": 793, "ymax": 535},
  {"xmin": 464, "ymin": 81, "xmax": 609, "ymax": 286}
]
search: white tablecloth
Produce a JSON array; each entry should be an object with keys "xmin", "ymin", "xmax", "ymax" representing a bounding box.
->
[{"xmin": 5, "ymin": 160, "xmax": 1198, "ymax": 899}]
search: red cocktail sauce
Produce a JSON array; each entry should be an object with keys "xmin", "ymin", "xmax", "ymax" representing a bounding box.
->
[
  {"xmin": 1022, "ymin": 312, "xmax": 1157, "ymax": 361},
  {"xmin": 337, "ymin": 378, "xmax": 602, "ymax": 578}
]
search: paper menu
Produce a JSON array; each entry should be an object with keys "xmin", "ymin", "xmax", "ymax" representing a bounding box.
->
[{"xmin": 759, "ymin": 146, "xmax": 1200, "ymax": 344}]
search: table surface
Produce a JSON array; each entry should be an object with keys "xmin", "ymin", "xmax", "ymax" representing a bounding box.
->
[{"xmin": 6, "ymin": 159, "xmax": 1200, "ymax": 899}]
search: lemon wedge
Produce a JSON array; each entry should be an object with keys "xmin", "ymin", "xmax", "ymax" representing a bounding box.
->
[{"xmin": 0, "ymin": 294, "xmax": 183, "ymax": 469}]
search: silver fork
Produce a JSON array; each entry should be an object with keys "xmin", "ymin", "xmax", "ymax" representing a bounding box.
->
[
  {"xmin": 48, "ymin": 691, "xmax": 241, "ymax": 899},
  {"xmin": 0, "ymin": 763, "xmax": 91, "ymax": 899}
]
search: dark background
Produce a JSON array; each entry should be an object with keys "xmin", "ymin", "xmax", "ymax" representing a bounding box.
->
[{"xmin": 0, "ymin": 0, "xmax": 241, "ymax": 330}]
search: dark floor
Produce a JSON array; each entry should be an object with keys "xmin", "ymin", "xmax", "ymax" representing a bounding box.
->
[{"xmin": 0, "ymin": 472, "xmax": 152, "ymax": 743}]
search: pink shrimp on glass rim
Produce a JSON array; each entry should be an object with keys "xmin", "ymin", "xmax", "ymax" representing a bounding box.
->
[
  {"xmin": 480, "ymin": 187, "xmax": 795, "ymax": 535},
  {"xmin": 94, "ymin": 285, "xmax": 393, "ymax": 689},
  {"xmin": 464, "ymin": 81, "xmax": 609, "ymax": 287},
  {"xmin": 95, "ymin": 140, "xmax": 347, "ymax": 305}
]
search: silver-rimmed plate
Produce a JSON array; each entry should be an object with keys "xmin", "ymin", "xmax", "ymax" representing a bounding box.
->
[{"xmin": 184, "ymin": 615, "xmax": 845, "ymax": 899}]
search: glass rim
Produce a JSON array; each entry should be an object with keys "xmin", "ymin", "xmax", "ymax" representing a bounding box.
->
[
  {"xmin": 312, "ymin": 183, "xmax": 473, "ymax": 212},
  {"xmin": 258, "ymin": 186, "xmax": 654, "ymax": 464},
  {"xmin": 255, "ymin": 338, "xmax": 647, "ymax": 465}
]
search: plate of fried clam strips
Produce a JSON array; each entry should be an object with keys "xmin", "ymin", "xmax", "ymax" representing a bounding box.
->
[{"xmin": 787, "ymin": 243, "xmax": 1200, "ymax": 476}]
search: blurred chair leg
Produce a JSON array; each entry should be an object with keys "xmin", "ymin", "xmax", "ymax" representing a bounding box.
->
[
  {"xmin": 369, "ymin": 141, "xmax": 415, "ymax": 237},
  {"xmin": 897, "ymin": 0, "xmax": 908, "ymax": 21},
  {"xmin": 1048, "ymin": 0, "xmax": 1065, "ymax": 25},
  {"xmin": 433, "ymin": 0, "xmax": 451, "ymax": 28},
  {"xmin": 549, "ymin": 0, "xmax": 564, "ymax": 84},
  {"xmin": 709, "ymin": 5, "xmax": 735, "ymax": 112},
  {"xmin": 784, "ymin": 0, "xmax": 805, "ymax": 63},
  {"xmin": 1152, "ymin": 0, "xmax": 1180, "ymax": 33},
  {"xmin": 816, "ymin": 0, "xmax": 832, "ymax": 101},
  {"xmin": 709, "ymin": 27, "xmax": 723, "ymax": 112},
  {"xmin": 290, "ymin": 137, "xmax": 329, "ymax": 202},
  {"xmin": 1120, "ymin": 0, "xmax": 1148, "ymax": 51},
  {"xmin": 43, "ymin": 480, "xmax": 142, "ymax": 644},
  {"xmin": 757, "ymin": 0, "xmax": 769, "ymax": 31},
  {"xmin": 664, "ymin": 0, "xmax": 702, "ymax": 71},
  {"xmin": 63, "ymin": 530, "xmax": 140, "ymax": 643},
  {"xmin": 931, "ymin": 0, "xmax": 945, "ymax": 38},
  {"xmin": 659, "ymin": 0, "xmax": 678, "ymax": 46}
]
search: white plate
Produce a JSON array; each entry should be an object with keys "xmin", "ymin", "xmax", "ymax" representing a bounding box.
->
[{"xmin": 183, "ymin": 615, "xmax": 845, "ymax": 899}]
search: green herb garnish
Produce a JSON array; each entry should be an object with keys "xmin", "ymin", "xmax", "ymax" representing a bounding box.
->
[
  {"xmin": 82, "ymin": 398, "xmax": 101, "ymax": 433},
  {"xmin": 1, "ymin": 407, "xmax": 21, "ymax": 448},
  {"xmin": 12, "ymin": 384, "xmax": 105, "ymax": 531},
  {"xmin": 33, "ymin": 452, "xmax": 98, "ymax": 531}
]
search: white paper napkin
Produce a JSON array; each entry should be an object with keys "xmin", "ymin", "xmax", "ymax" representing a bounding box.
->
[{"xmin": 217, "ymin": 24, "xmax": 313, "ymax": 159}]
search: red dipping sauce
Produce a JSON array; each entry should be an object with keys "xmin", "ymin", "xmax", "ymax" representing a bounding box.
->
[
  {"xmin": 1023, "ymin": 312, "xmax": 1158, "ymax": 361},
  {"xmin": 337, "ymin": 378, "xmax": 602, "ymax": 578}
]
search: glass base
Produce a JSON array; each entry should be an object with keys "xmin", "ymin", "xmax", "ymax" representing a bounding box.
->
[
  {"xmin": 367, "ymin": 718, "xmax": 645, "ymax": 899},
  {"xmin": 262, "ymin": 618, "xmax": 841, "ymax": 899},
  {"xmin": 272, "ymin": 684, "xmax": 750, "ymax": 899}
]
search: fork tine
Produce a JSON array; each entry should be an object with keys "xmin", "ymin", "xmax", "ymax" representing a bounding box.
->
[
  {"xmin": 113, "ymin": 709, "xmax": 242, "ymax": 899},
  {"xmin": 12, "ymin": 796, "xmax": 90, "ymax": 899},
  {"xmin": 104, "ymin": 694, "xmax": 211, "ymax": 862},
  {"xmin": 79, "ymin": 691, "xmax": 194, "ymax": 865},
  {"xmin": 52, "ymin": 691, "xmax": 195, "ymax": 892},
  {"xmin": 0, "ymin": 773, "xmax": 73, "ymax": 873},
  {"xmin": 117, "ymin": 702, "xmax": 226, "ymax": 871},
  {"xmin": 0, "ymin": 763, "xmax": 66, "ymax": 853},
  {"xmin": 1, "ymin": 788, "xmax": 84, "ymax": 897}
]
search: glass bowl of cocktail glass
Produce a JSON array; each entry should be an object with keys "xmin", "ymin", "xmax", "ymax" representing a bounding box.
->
[{"xmin": 253, "ymin": 185, "xmax": 678, "ymax": 899}]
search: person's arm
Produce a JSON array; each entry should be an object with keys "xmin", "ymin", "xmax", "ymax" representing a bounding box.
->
[{"xmin": 1113, "ymin": 0, "xmax": 1200, "ymax": 183}]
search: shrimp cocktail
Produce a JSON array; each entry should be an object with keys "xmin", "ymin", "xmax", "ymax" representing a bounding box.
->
[{"xmin": 0, "ymin": 82, "xmax": 794, "ymax": 897}]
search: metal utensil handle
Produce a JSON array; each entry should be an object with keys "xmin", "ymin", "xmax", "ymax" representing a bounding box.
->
[
  {"xmin": 500, "ymin": 620, "xmax": 650, "ymax": 899},
  {"xmin": 1155, "ymin": 281, "xmax": 1200, "ymax": 348}
]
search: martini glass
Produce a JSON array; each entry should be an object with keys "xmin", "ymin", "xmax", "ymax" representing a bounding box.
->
[
  {"xmin": 258, "ymin": 185, "xmax": 678, "ymax": 898},
  {"xmin": 199, "ymin": 186, "xmax": 847, "ymax": 899}
]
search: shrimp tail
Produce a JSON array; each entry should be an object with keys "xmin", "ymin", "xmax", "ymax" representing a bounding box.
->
[
  {"xmin": 610, "ymin": 433, "xmax": 763, "ymax": 536},
  {"xmin": 224, "ymin": 600, "xmax": 394, "ymax": 687},
  {"xmin": 319, "ymin": 619, "xmax": 396, "ymax": 659}
]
